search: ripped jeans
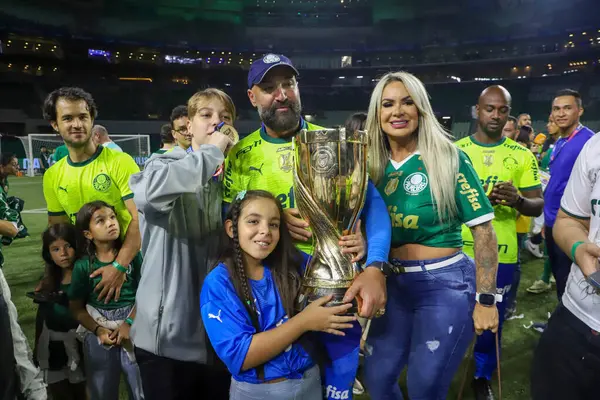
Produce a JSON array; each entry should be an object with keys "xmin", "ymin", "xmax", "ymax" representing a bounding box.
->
[{"xmin": 364, "ymin": 253, "xmax": 476, "ymax": 400}]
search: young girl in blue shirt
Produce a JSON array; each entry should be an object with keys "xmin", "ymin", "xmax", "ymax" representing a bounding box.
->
[{"xmin": 201, "ymin": 190, "xmax": 356, "ymax": 399}]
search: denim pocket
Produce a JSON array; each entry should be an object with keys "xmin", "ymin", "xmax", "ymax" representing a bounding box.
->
[{"xmin": 424, "ymin": 259, "xmax": 473, "ymax": 292}]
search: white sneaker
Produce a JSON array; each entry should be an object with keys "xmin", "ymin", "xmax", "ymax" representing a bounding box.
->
[
  {"xmin": 525, "ymin": 239, "xmax": 544, "ymax": 258},
  {"xmin": 353, "ymin": 378, "xmax": 365, "ymax": 395}
]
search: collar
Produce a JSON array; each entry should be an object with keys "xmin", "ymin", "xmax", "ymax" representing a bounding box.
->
[
  {"xmin": 259, "ymin": 117, "xmax": 307, "ymax": 144},
  {"xmin": 67, "ymin": 145, "xmax": 103, "ymax": 167}
]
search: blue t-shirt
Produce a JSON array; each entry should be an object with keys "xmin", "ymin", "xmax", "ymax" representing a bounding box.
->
[
  {"xmin": 200, "ymin": 263, "xmax": 314, "ymax": 383},
  {"xmin": 544, "ymin": 125, "xmax": 594, "ymax": 227}
]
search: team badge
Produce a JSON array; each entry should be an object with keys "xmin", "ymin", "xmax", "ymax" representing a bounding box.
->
[
  {"xmin": 279, "ymin": 152, "xmax": 293, "ymax": 173},
  {"xmin": 503, "ymin": 156, "xmax": 518, "ymax": 171},
  {"xmin": 403, "ymin": 172, "xmax": 428, "ymax": 195},
  {"xmin": 92, "ymin": 173, "xmax": 112, "ymax": 192},
  {"xmin": 384, "ymin": 178, "xmax": 399, "ymax": 196},
  {"xmin": 483, "ymin": 154, "xmax": 494, "ymax": 167},
  {"xmin": 263, "ymin": 54, "xmax": 281, "ymax": 64}
]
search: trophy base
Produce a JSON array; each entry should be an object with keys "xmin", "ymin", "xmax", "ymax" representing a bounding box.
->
[{"xmin": 296, "ymin": 285, "xmax": 358, "ymax": 315}]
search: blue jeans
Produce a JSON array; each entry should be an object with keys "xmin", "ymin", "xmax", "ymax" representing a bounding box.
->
[
  {"xmin": 364, "ymin": 253, "xmax": 475, "ymax": 400},
  {"xmin": 474, "ymin": 262, "xmax": 516, "ymax": 380},
  {"xmin": 83, "ymin": 306, "xmax": 144, "ymax": 400},
  {"xmin": 230, "ymin": 365, "xmax": 321, "ymax": 400}
]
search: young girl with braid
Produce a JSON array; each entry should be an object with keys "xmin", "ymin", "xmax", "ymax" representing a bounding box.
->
[{"xmin": 201, "ymin": 190, "xmax": 356, "ymax": 400}]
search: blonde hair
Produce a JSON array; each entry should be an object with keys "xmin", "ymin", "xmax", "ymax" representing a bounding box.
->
[
  {"xmin": 366, "ymin": 71, "xmax": 459, "ymax": 222},
  {"xmin": 188, "ymin": 88, "xmax": 237, "ymax": 122}
]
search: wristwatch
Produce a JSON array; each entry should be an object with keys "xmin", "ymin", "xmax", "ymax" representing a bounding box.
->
[
  {"xmin": 476, "ymin": 292, "xmax": 502, "ymax": 306},
  {"xmin": 367, "ymin": 261, "xmax": 393, "ymax": 277}
]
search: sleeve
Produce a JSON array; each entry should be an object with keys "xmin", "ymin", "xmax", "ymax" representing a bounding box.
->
[
  {"xmin": 130, "ymin": 146, "xmax": 224, "ymax": 214},
  {"xmin": 68, "ymin": 260, "xmax": 91, "ymax": 301},
  {"xmin": 200, "ymin": 271, "xmax": 255, "ymax": 375},
  {"xmin": 560, "ymin": 139, "xmax": 593, "ymax": 219},
  {"xmin": 455, "ymin": 151, "xmax": 495, "ymax": 227},
  {"xmin": 42, "ymin": 170, "xmax": 66, "ymax": 216},
  {"xmin": 518, "ymin": 149, "xmax": 542, "ymax": 192},
  {"xmin": 130, "ymin": 252, "xmax": 143, "ymax": 287},
  {"xmin": 362, "ymin": 180, "xmax": 391, "ymax": 265},
  {"xmin": 222, "ymin": 147, "xmax": 245, "ymax": 204},
  {"xmin": 0, "ymin": 189, "xmax": 18, "ymax": 224},
  {"xmin": 111, "ymin": 153, "xmax": 141, "ymax": 201}
]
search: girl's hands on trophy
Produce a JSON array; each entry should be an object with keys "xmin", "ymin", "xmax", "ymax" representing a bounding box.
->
[
  {"xmin": 299, "ymin": 295, "xmax": 356, "ymax": 336},
  {"xmin": 339, "ymin": 220, "xmax": 365, "ymax": 262},
  {"xmin": 284, "ymin": 208, "xmax": 312, "ymax": 241},
  {"xmin": 343, "ymin": 268, "xmax": 387, "ymax": 319}
]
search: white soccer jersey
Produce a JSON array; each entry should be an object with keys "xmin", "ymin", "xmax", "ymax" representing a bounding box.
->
[{"xmin": 560, "ymin": 133, "xmax": 600, "ymax": 331}]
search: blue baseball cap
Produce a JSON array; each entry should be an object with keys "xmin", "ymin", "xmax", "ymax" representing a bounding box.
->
[{"xmin": 247, "ymin": 54, "xmax": 299, "ymax": 89}]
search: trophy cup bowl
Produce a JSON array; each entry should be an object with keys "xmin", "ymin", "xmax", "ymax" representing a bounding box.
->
[{"xmin": 293, "ymin": 128, "xmax": 369, "ymax": 314}]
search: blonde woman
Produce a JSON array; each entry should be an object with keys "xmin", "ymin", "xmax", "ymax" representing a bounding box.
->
[{"xmin": 362, "ymin": 72, "xmax": 500, "ymax": 399}]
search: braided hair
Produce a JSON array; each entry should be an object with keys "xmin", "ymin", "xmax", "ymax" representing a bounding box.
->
[{"xmin": 219, "ymin": 190, "xmax": 304, "ymax": 328}]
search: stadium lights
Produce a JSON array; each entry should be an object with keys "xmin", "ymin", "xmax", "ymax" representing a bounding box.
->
[
  {"xmin": 338, "ymin": 76, "xmax": 345, "ymax": 79},
  {"xmin": 356, "ymin": 75, "xmax": 363, "ymax": 78},
  {"xmin": 119, "ymin": 77, "xmax": 153, "ymax": 82}
]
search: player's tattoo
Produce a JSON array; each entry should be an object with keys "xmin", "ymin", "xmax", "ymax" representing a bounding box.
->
[{"xmin": 470, "ymin": 221, "xmax": 498, "ymax": 293}]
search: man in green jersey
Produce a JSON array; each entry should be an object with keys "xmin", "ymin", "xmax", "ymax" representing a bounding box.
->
[
  {"xmin": 224, "ymin": 54, "xmax": 390, "ymax": 400},
  {"xmin": 41, "ymin": 87, "xmax": 141, "ymax": 304},
  {"xmin": 456, "ymin": 85, "xmax": 544, "ymax": 400}
]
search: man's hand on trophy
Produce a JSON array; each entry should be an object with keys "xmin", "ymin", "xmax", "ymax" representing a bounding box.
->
[
  {"xmin": 284, "ymin": 208, "xmax": 312, "ymax": 241},
  {"xmin": 343, "ymin": 268, "xmax": 387, "ymax": 319},
  {"xmin": 299, "ymin": 295, "xmax": 356, "ymax": 336},
  {"xmin": 339, "ymin": 220, "xmax": 366, "ymax": 263}
]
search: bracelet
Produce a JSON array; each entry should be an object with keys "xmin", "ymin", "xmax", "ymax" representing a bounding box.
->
[
  {"xmin": 93, "ymin": 325, "xmax": 101, "ymax": 336},
  {"xmin": 112, "ymin": 261, "xmax": 128, "ymax": 273},
  {"xmin": 571, "ymin": 241, "xmax": 585, "ymax": 262},
  {"xmin": 125, "ymin": 317, "xmax": 134, "ymax": 326}
]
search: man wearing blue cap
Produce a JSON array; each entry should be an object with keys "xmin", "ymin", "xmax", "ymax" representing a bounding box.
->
[{"xmin": 223, "ymin": 54, "xmax": 391, "ymax": 399}]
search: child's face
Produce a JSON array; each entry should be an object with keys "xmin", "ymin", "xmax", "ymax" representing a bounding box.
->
[
  {"xmin": 85, "ymin": 207, "xmax": 120, "ymax": 242},
  {"xmin": 227, "ymin": 198, "xmax": 281, "ymax": 263},
  {"xmin": 49, "ymin": 239, "xmax": 75, "ymax": 269},
  {"xmin": 188, "ymin": 98, "xmax": 234, "ymax": 147}
]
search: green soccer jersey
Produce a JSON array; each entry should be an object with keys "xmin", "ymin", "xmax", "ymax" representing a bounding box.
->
[
  {"xmin": 0, "ymin": 185, "xmax": 18, "ymax": 266},
  {"xmin": 223, "ymin": 120, "xmax": 324, "ymax": 255},
  {"xmin": 377, "ymin": 151, "xmax": 494, "ymax": 249},
  {"xmin": 42, "ymin": 283, "xmax": 78, "ymax": 332},
  {"xmin": 54, "ymin": 145, "xmax": 69, "ymax": 162},
  {"xmin": 69, "ymin": 252, "xmax": 142, "ymax": 310},
  {"xmin": 455, "ymin": 136, "xmax": 541, "ymax": 264},
  {"xmin": 42, "ymin": 146, "xmax": 140, "ymax": 236}
]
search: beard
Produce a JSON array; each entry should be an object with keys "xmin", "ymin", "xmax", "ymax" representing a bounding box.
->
[
  {"xmin": 259, "ymin": 97, "xmax": 302, "ymax": 137},
  {"xmin": 63, "ymin": 130, "xmax": 92, "ymax": 148}
]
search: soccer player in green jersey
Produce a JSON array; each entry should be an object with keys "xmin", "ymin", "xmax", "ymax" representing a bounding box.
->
[
  {"xmin": 363, "ymin": 71, "xmax": 499, "ymax": 400},
  {"xmin": 456, "ymin": 85, "xmax": 544, "ymax": 400},
  {"xmin": 224, "ymin": 54, "xmax": 390, "ymax": 400},
  {"xmin": 41, "ymin": 87, "xmax": 141, "ymax": 304}
]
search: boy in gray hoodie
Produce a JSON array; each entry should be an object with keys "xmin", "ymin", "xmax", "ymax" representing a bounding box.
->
[{"xmin": 129, "ymin": 90, "xmax": 234, "ymax": 400}]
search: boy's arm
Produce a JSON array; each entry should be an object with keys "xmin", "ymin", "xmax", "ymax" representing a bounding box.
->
[{"xmin": 133, "ymin": 146, "xmax": 225, "ymax": 214}]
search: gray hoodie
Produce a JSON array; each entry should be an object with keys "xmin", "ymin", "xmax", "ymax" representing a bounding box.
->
[{"xmin": 129, "ymin": 145, "xmax": 224, "ymax": 363}]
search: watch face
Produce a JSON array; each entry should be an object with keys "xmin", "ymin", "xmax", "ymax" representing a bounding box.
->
[{"xmin": 479, "ymin": 293, "xmax": 496, "ymax": 306}]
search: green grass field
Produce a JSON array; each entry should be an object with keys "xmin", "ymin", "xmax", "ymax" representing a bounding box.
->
[{"xmin": 3, "ymin": 176, "xmax": 554, "ymax": 399}]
